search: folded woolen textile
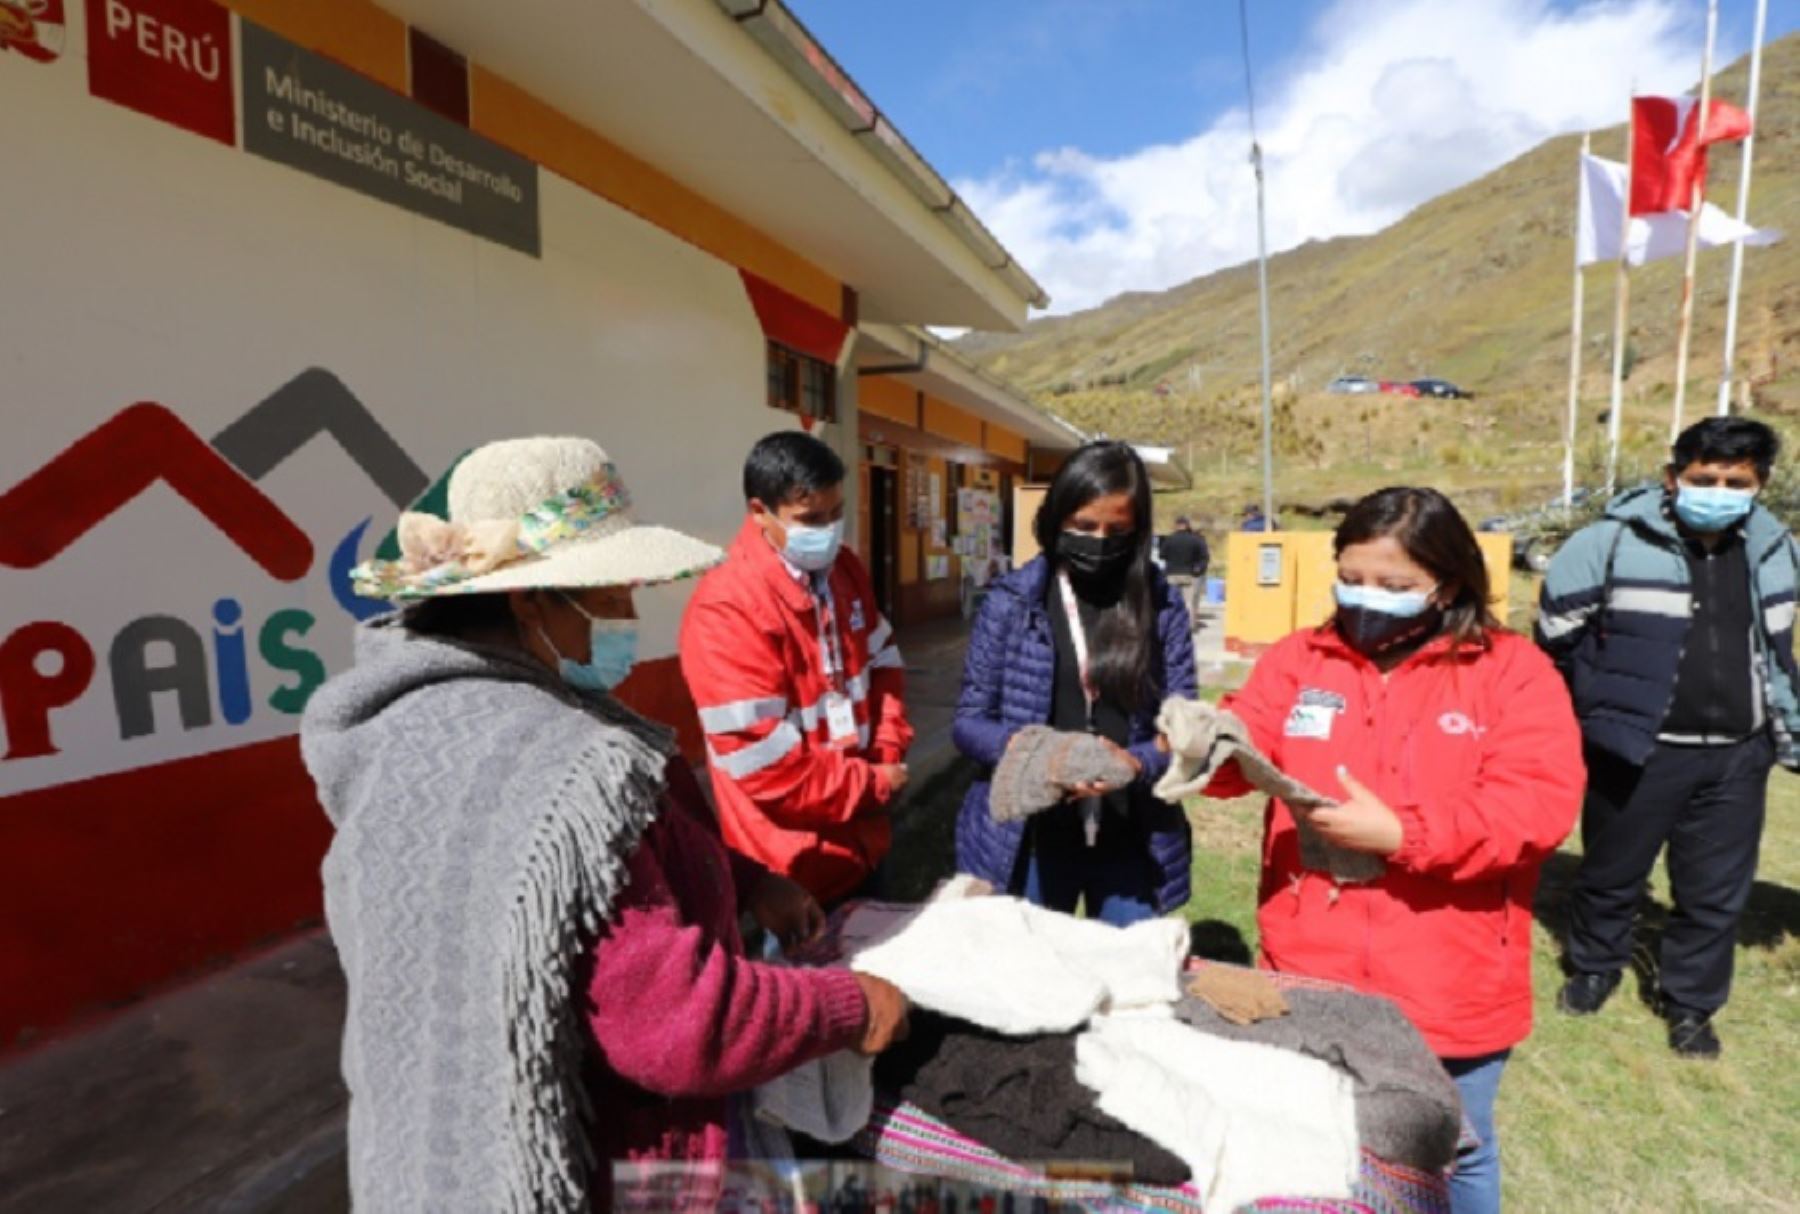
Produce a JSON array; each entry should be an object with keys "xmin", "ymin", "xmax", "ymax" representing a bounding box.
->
[
  {"xmin": 1075, "ymin": 1010, "xmax": 1361, "ymax": 1214},
  {"xmin": 873, "ymin": 1012, "xmax": 1192, "ymax": 1187},
  {"xmin": 1176, "ymin": 985, "xmax": 1464, "ymax": 1173},
  {"xmin": 843, "ymin": 889, "xmax": 1187, "ymax": 1034},
  {"xmin": 989, "ymin": 725, "xmax": 1138, "ymax": 824},
  {"xmin": 1153, "ymin": 697, "xmax": 1386, "ymax": 883}
]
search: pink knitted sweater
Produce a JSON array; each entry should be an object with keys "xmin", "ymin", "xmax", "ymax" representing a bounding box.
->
[{"xmin": 586, "ymin": 762, "xmax": 868, "ymax": 1207}]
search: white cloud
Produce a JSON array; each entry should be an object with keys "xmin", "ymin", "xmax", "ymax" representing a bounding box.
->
[{"xmin": 959, "ymin": 0, "xmax": 1709, "ymax": 314}]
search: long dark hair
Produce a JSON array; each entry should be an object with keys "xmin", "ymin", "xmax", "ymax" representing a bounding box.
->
[
  {"xmin": 1034, "ymin": 441, "xmax": 1157, "ymax": 710},
  {"xmin": 1332, "ymin": 487, "xmax": 1501, "ymax": 653}
]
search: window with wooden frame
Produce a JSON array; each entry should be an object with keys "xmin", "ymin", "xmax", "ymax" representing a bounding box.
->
[{"xmin": 766, "ymin": 341, "xmax": 838, "ymax": 423}]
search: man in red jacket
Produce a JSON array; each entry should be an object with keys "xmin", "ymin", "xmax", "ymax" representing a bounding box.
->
[{"xmin": 680, "ymin": 431, "xmax": 913, "ymax": 905}]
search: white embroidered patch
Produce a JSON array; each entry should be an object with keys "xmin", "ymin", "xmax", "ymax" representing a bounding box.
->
[
  {"xmin": 849, "ymin": 599, "xmax": 866, "ymax": 633},
  {"xmin": 1285, "ymin": 703, "xmax": 1337, "ymax": 740},
  {"xmin": 1438, "ymin": 711, "xmax": 1486, "ymax": 737}
]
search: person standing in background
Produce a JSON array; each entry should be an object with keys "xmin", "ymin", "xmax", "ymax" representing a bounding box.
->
[
  {"xmin": 1538, "ymin": 417, "xmax": 1800, "ymax": 1059},
  {"xmin": 1158, "ymin": 515, "xmax": 1211, "ymax": 632}
]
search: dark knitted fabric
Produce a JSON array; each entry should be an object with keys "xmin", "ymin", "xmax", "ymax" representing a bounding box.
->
[
  {"xmin": 872, "ymin": 1012, "xmax": 1192, "ymax": 1187},
  {"xmin": 1176, "ymin": 986, "xmax": 1463, "ymax": 1172}
]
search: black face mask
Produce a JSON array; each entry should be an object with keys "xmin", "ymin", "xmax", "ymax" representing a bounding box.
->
[
  {"xmin": 1334, "ymin": 603, "xmax": 1441, "ymax": 658},
  {"xmin": 1059, "ymin": 530, "xmax": 1137, "ymax": 587}
]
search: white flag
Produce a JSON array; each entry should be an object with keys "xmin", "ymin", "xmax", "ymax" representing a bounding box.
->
[{"xmin": 1577, "ymin": 154, "xmax": 1780, "ymax": 267}]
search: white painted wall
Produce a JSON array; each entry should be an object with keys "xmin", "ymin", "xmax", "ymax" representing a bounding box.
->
[{"xmin": 0, "ymin": 11, "xmax": 790, "ymax": 796}]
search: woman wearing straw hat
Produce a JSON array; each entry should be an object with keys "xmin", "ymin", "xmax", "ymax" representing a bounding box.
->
[{"xmin": 301, "ymin": 436, "xmax": 909, "ymax": 1213}]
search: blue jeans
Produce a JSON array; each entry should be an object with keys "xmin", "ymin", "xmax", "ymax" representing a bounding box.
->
[
  {"xmin": 1442, "ymin": 1050, "xmax": 1511, "ymax": 1214},
  {"xmin": 1013, "ymin": 806, "xmax": 1159, "ymax": 926}
]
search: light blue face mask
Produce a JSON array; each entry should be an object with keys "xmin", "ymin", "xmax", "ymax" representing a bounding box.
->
[
  {"xmin": 542, "ymin": 598, "xmax": 638, "ymax": 693},
  {"xmin": 1333, "ymin": 582, "xmax": 1436, "ymax": 618},
  {"xmin": 783, "ymin": 519, "xmax": 845, "ymax": 573},
  {"xmin": 1673, "ymin": 484, "xmax": 1756, "ymax": 532}
]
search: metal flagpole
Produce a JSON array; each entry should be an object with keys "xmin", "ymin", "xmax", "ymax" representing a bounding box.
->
[
  {"xmin": 1670, "ymin": 0, "xmax": 1718, "ymax": 440},
  {"xmin": 1605, "ymin": 94, "xmax": 1636, "ymax": 496},
  {"xmin": 1240, "ymin": 0, "xmax": 1276, "ymax": 528},
  {"xmin": 1564, "ymin": 131, "xmax": 1591, "ymax": 512},
  {"xmin": 1718, "ymin": 0, "xmax": 1768, "ymax": 415}
]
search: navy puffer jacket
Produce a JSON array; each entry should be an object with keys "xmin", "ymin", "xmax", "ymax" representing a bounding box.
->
[{"xmin": 952, "ymin": 555, "xmax": 1199, "ymax": 912}]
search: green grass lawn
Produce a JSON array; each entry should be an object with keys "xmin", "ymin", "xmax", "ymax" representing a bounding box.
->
[{"xmin": 1184, "ymin": 784, "xmax": 1800, "ymax": 1214}]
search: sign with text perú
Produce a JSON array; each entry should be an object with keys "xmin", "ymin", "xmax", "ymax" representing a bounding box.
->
[
  {"xmin": 86, "ymin": 0, "xmax": 234, "ymax": 145},
  {"xmin": 240, "ymin": 20, "xmax": 541, "ymax": 257}
]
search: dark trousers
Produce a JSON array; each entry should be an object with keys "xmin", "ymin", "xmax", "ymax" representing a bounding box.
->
[{"xmin": 1565, "ymin": 733, "xmax": 1773, "ymax": 1015}]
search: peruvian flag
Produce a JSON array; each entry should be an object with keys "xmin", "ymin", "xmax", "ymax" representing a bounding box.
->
[{"xmin": 1631, "ymin": 95, "xmax": 1753, "ymax": 216}]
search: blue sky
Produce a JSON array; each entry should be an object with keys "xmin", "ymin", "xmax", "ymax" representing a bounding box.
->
[{"xmin": 788, "ymin": 0, "xmax": 1795, "ymax": 314}]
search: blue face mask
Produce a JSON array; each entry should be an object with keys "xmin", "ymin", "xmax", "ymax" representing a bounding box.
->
[
  {"xmin": 542, "ymin": 598, "xmax": 638, "ymax": 693},
  {"xmin": 1333, "ymin": 582, "xmax": 1440, "ymax": 655},
  {"xmin": 783, "ymin": 519, "xmax": 845, "ymax": 573},
  {"xmin": 1673, "ymin": 484, "xmax": 1755, "ymax": 532}
]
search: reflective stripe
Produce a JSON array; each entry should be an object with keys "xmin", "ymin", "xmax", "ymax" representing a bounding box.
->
[
  {"xmin": 845, "ymin": 668, "xmax": 872, "ymax": 702},
  {"xmin": 1765, "ymin": 601, "xmax": 1797, "ymax": 634},
  {"xmin": 698, "ymin": 696, "xmax": 788, "ymax": 734},
  {"xmin": 868, "ymin": 617, "xmax": 894, "ymax": 653},
  {"xmin": 788, "ymin": 673, "xmax": 872, "ymax": 734},
  {"xmin": 1610, "ymin": 587, "xmax": 1691, "ymax": 618},
  {"xmin": 1537, "ymin": 606, "xmax": 1597, "ymax": 641},
  {"xmin": 709, "ymin": 721, "xmax": 803, "ymax": 779},
  {"xmin": 870, "ymin": 644, "xmax": 905, "ymax": 670}
]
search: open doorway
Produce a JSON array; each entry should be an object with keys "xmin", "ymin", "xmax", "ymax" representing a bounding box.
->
[{"xmin": 869, "ymin": 464, "xmax": 898, "ymax": 619}]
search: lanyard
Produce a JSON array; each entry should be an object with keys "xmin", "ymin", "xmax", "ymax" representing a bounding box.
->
[
  {"xmin": 811, "ymin": 575, "xmax": 847, "ymax": 694},
  {"xmin": 1055, "ymin": 570, "xmax": 1097, "ymax": 720},
  {"xmin": 1056, "ymin": 570, "xmax": 1105, "ymax": 846}
]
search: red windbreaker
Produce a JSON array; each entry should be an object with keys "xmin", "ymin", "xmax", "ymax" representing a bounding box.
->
[
  {"xmin": 678, "ymin": 518, "xmax": 913, "ymax": 903},
  {"xmin": 1213, "ymin": 626, "xmax": 1583, "ymax": 1057}
]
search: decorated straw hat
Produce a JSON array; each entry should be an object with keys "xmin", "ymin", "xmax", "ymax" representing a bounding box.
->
[{"xmin": 351, "ymin": 437, "xmax": 723, "ymax": 601}]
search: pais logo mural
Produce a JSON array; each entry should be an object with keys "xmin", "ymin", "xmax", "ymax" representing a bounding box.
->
[
  {"xmin": 0, "ymin": 0, "xmax": 64, "ymax": 61},
  {"xmin": 0, "ymin": 369, "xmax": 432, "ymax": 762}
]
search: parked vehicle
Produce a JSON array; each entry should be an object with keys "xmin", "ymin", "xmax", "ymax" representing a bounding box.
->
[
  {"xmin": 1327, "ymin": 376, "xmax": 1379, "ymax": 394},
  {"xmin": 1378, "ymin": 380, "xmax": 1422, "ymax": 397},
  {"xmin": 1479, "ymin": 489, "xmax": 1597, "ymax": 572},
  {"xmin": 1412, "ymin": 378, "xmax": 1474, "ymax": 399}
]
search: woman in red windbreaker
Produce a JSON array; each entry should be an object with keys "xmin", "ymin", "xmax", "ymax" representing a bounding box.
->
[{"xmin": 1207, "ymin": 487, "xmax": 1583, "ymax": 1214}]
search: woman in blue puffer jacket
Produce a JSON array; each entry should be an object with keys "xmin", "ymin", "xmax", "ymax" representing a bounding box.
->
[{"xmin": 953, "ymin": 440, "xmax": 1198, "ymax": 923}]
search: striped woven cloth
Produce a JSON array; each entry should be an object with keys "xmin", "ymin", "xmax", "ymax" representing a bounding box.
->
[{"xmin": 853, "ymin": 1096, "xmax": 1449, "ymax": 1214}]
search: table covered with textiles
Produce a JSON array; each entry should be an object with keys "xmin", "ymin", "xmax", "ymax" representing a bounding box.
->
[{"xmin": 779, "ymin": 890, "xmax": 1456, "ymax": 1214}]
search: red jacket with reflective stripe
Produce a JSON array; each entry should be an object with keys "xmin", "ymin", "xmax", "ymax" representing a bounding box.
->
[
  {"xmin": 678, "ymin": 518, "xmax": 913, "ymax": 903},
  {"xmin": 1214, "ymin": 626, "xmax": 1583, "ymax": 1057}
]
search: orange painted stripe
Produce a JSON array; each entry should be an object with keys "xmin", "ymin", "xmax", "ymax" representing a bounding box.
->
[
  {"xmin": 923, "ymin": 396, "xmax": 983, "ymax": 448},
  {"xmin": 468, "ymin": 66, "xmax": 843, "ymax": 317},
  {"xmin": 861, "ymin": 376, "xmax": 920, "ymax": 426},
  {"xmin": 219, "ymin": 0, "xmax": 408, "ymax": 93},
  {"xmin": 984, "ymin": 422, "xmax": 1027, "ymax": 463}
]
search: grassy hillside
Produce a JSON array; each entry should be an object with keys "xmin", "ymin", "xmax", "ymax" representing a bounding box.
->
[{"xmin": 961, "ymin": 36, "xmax": 1800, "ymax": 532}]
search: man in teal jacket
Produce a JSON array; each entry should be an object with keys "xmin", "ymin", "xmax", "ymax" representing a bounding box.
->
[{"xmin": 1536, "ymin": 417, "xmax": 1799, "ymax": 1059}]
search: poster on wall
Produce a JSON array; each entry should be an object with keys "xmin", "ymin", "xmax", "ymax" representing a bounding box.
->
[
  {"xmin": 930, "ymin": 520, "xmax": 945, "ymax": 549},
  {"xmin": 926, "ymin": 555, "xmax": 950, "ymax": 580}
]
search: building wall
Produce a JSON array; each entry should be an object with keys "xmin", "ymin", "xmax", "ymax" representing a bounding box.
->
[
  {"xmin": 0, "ymin": 0, "xmax": 850, "ymax": 1045},
  {"xmin": 859, "ymin": 381, "xmax": 1026, "ymax": 627}
]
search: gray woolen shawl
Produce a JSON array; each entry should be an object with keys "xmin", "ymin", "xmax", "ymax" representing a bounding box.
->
[{"xmin": 301, "ymin": 615, "xmax": 675, "ymax": 1212}]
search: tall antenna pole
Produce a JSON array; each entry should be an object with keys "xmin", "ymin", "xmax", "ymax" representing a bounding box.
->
[
  {"xmin": 1669, "ymin": 0, "xmax": 1718, "ymax": 440},
  {"xmin": 1718, "ymin": 0, "xmax": 1768, "ymax": 414},
  {"xmin": 1240, "ymin": 0, "xmax": 1276, "ymax": 528}
]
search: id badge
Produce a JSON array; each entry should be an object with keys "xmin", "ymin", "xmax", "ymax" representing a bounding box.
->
[{"xmin": 824, "ymin": 692, "xmax": 858, "ymax": 749}]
